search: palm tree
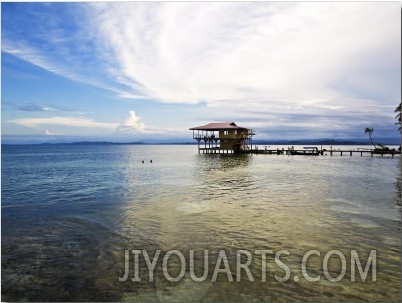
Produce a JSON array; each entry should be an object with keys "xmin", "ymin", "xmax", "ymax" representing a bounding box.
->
[
  {"xmin": 364, "ymin": 127, "xmax": 376, "ymax": 148},
  {"xmin": 395, "ymin": 102, "xmax": 401, "ymax": 133}
]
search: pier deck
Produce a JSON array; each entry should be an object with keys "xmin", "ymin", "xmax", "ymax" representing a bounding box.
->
[
  {"xmin": 252, "ymin": 148, "xmax": 400, "ymax": 157},
  {"xmin": 198, "ymin": 147, "xmax": 401, "ymax": 157}
]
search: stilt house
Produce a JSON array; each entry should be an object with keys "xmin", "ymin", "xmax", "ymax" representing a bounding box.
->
[{"xmin": 189, "ymin": 122, "xmax": 254, "ymax": 154}]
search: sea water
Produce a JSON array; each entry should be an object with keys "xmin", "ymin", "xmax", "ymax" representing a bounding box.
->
[{"xmin": 1, "ymin": 144, "xmax": 401, "ymax": 301}]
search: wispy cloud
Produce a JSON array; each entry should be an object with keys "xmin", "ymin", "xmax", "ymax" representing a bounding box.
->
[
  {"xmin": 89, "ymin": 2, "xmax": 400, "ymax": 106},
  {"xmin": 5, "ymin": 2, "xmax": 398, "ymax": 107},
  {"xmin": 8, "ymin": 116, "xmax": 119, "ymax": 130},
  {"xmin": 3, "ymin": 101, "xmax": 87, "ymax": 115},
  {"xmin": 2, "ymin": 2, "xmax": 400, "ymax": 139},
  {"xmin": 1, "ymin": 3, "xmax": 140, "ymax": 97},
  {"xmin": 5, "ymin": 102, "xmax": 54, "ymax": 112},
  {"xmin": 7, "ymin": 110, "xmax": 178, "ymax": 136}
]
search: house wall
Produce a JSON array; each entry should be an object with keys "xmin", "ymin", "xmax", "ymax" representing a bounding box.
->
[
  {"xmin": 220, "ymin": 139, "xmax": 235, "ymax": 150},
  {"xmin": 218, "ymin": 129, "xmax": 248, "ymax": 139},
  {"xmin": 218, "ymin": 129, "xmax": 249, "ymax": 150}
]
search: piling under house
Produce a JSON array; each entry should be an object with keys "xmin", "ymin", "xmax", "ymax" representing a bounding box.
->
[{"xmin": 189, "ymin": 122, "xmax": 255, "ymax": 154}]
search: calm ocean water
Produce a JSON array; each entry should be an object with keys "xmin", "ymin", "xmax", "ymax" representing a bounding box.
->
[{"xmin": 1, "ymin": 144, "xmax": 401, "ymax": 302}]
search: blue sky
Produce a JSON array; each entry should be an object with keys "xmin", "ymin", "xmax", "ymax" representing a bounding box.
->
[{"xmin": 1, "ymin": 2, "xmax": 401, "ymax": 143}]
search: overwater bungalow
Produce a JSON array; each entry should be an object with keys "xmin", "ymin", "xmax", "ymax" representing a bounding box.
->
[{"xmin": 189, "ymin": 122, "xmax": 255, "ymax": 154}]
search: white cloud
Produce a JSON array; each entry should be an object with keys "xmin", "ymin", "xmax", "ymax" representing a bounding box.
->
[
  {"xmin": 8, "ymin": 116, "xmax": 119, "ymax": 130},
  {"xmin": 2, "ymin": 41, "xmax": 82, "ymax": 83},
  {"xmin": 116, "ymin": 110, "xmax": 145, "ymax": 133},
  {"xmin": 44, "ymin": 129, "xmax": 55, "ymax": 136},
  {"xmin": 2, "ymin": 2, "xmax": 400, "ymax": 139},
  {"xmin": 4, "ymin": 2, "xmax": 400, "ymax": 110},
  {"xmin": 89, "ymin": 2, "xmax": 400, "ymax": 107}
]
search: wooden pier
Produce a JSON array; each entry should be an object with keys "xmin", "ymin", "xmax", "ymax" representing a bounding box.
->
[
  {"xmin": 199, "ymin": 147, "xmax": 238, "ymax": 154},
  {"xmin": 197, "ymin": 147, "xmax": 400, "ymax": 157},
  {"xmin": 189, "ymin": 121, "xmax": 400, "ymax": 157},
  {"xmin": 251, "ymin": 148, "xmax": 400, "ymax": 157}
]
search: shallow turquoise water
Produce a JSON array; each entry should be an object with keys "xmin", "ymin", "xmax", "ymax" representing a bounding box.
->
[{"xmin": 1, "ymin": 144, "xmax": 401, "ymax": 301}]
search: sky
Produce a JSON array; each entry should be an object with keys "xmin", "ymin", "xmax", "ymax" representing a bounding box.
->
[{"xmin": 1, "ymin": 1, "xmax": 401, "ymax": 144}]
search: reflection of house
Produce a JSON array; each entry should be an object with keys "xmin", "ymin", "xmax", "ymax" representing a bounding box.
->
[{"xmin": 189, "ymin": 122, "xmax": 254, "ymax": 154}]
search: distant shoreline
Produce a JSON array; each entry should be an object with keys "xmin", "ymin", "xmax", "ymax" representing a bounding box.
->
[{"xmin": 1, "ymin": 139, "xmax": 401, "ymax": 146}]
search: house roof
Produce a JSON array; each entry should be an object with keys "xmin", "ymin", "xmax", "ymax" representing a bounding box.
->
[{"xmin": 189, "ymin": 122, "xmax": 248, "ymax": 131}]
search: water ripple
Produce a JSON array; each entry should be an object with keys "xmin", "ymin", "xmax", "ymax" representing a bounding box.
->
[{"xmin": 2, "ymin": 145, "xmax": 400, "ymax": 301}]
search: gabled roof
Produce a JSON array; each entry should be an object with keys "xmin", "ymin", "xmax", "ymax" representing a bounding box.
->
[{"xmin": 189, "ymin": 122, "xmax": 248, "ymax": 131}]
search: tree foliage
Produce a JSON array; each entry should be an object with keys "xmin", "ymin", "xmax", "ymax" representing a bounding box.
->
[
  {"xmin": 364, "ymin": 127, "xmax": 376, "ymax": 148},
  {"xmin": 395, "ymin": 102, "xmax": 401, "ymax": 133}
]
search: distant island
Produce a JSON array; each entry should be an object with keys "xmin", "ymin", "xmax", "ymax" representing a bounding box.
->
[
  {"xmin": 253, "ymin": 138, "xmax": 401, "ymax": 146},
  {"xmin": 1, "ymin": 137, "xmax": 400, "ymax": 146}
]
